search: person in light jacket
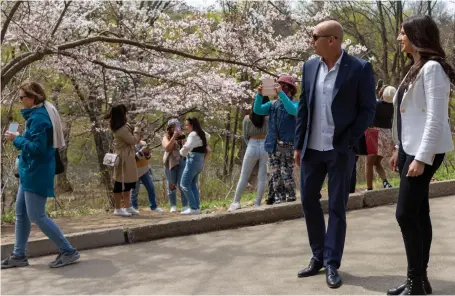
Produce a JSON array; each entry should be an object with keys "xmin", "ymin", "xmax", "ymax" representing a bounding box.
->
[
  {"xmin": 179, "ymin": 117, "xmax": 210, "ymax": 215},
  {"xmin": 162, "ymin": 119, "xmax": 188, "ymax": 213},
  {"xmin": 387, "ymin": 15, "xmax": 455, "ymax": 295},
  {"xmin": 2, "ymin": 81, "xmax": 79, "ymax": 269},
  {"xmin": 106, "ymin": 104, "xmax": 142, "ymax": 217}
]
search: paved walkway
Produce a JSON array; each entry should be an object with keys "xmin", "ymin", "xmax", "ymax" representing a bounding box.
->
[{"xmin": 2, "ymin": 195, "xmax": 454, "ymax": 295}]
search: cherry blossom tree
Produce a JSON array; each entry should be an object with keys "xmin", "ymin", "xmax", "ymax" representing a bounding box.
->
[{"xmin": 1, "ymin": 0, "xmax": 367, "ymax": 206}]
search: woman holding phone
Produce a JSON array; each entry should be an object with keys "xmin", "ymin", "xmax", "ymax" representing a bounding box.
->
[
  {"xmin": 254, "ymin": 75, "xmax": 299, "ymax": 204},
  {"xmin": 387, "ymin": 15, "xmax": 454, "ymax": 295},
  {"xmin": 2, "ymin": 81, "xmax": 79, "ymax": 269},
  {"xmin": 179, "ymin": 117, "xmax": 210, "ymax": 215},
  {"xmin": 162, "ymin": 119, "xmax": 188, "ymax": 212}
]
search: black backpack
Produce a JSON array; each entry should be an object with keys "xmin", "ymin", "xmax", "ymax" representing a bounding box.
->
[{"xmin": 55, "ymin": 149, "xmax": 64, "ymax": 175}]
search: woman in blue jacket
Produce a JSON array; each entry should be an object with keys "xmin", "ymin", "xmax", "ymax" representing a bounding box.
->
[
  {"xmin": 254, "ymin": 75, "xmax": 299, "ymax": 204},
  {"xmin": 1, "ymin": 81, "xmax": 79, "ymax": 269}
]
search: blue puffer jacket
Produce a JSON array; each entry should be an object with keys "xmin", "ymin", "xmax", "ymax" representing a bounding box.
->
[{"xmin": 13, "ymin": 106, "xmax": 56, "ymax": 198}]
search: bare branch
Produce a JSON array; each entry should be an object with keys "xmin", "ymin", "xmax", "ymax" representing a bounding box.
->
[
  {"xmin": 50, "ymin": 1, "xmax": 72, "ymax": 38},
  {"xmin": 1, "ymin": 1, "xmax": 22, "ymax": 44},
  {"xmin": 2, "ymin": 52, "xmax": 34, "ymax": 74}
]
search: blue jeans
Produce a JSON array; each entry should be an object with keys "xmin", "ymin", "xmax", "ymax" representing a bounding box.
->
[
  {"xmin": 180, "ymin": 152, "xmax": 205, "ymax": 210},
  {"xmin": 233, "ymin": 139, "xmax": 268, "ymax": 204},
  {"xmin": 164, "ymin": 158, "xmax": 187, "ymax": 207},
  {"xmin": 13, "ymin": 186, "xmax": 75, "ymax": 257},
  {"xmin": 130, "ymin": 171, "xmax": 158, "ymax": 210}
]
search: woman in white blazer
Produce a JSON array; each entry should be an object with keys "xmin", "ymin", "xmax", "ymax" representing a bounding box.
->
[{"xmin": 387, "ymin": 15, "xmax": 455, "ymax": 296}]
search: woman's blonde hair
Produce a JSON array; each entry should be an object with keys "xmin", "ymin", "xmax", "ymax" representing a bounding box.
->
[
  {"xmin": 19, "ymin": 81, "xmax": 46, "ymax": 105},
  {"xmin": 382, "ymin": 86, "xmax": 396, "ymax": 103}
]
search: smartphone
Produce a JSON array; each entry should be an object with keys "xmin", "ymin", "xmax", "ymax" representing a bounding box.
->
[
  {"xmin": 139, "ymin": 115, "xmax": 145, "ymax": 122},
  {"xmin": 8, "ymin": 122, "xmax": 19, "ymax": 133},
  {"xmin": 262, "ymin": 78, "xmax": 276, "ymax": 97}
]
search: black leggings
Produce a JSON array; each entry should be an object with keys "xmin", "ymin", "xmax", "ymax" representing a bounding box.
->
[{"xmin": 396, "ymin": 147, "xmax": 444, "ymax": 277}]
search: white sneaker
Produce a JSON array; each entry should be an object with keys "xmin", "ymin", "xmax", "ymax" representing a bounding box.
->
[
  {"xmin": 228, "ymin": 202, "xmax": 241, "ymax": 212},
  {"xmin": 152, "ymin": 207, "xmax": 166, "ymax": 213},
  {"xmin": 181, "ymin": 206, "xmax": 189, "ymax": 212},
  {"xmin": 181, "ymin": 208, "xmax": 201, "ymax": 215},
  {"xmin": 114, "ymin": 208, "xmax": 132, "ymax": 217},
  {"xmin": 125, "ymin": 207, "xmax": 140, "ymax": 215},
  {"xmin": 170, "ymin": 206, "xmax": 178, "ymax": 213}
]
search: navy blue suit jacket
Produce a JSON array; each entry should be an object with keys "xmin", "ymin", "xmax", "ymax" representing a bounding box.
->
[{"xmin": 294, "ymin": 53, "xmax": 376, "ymax": 156}]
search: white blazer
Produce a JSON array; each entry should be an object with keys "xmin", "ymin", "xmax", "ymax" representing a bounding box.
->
[{"xmin": 392, "ymin": 60, "xmax": 454, "ymax": 165}]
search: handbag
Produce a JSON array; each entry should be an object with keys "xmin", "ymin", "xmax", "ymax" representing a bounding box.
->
[
  {"xmin": 55, "ymin": 149, "xmax": 65, "ymax": 175},
  {"xmin": 365, "ymin": 128, "xmax": 379, "ymax": 155},
  {"xmin": 103, "ymin": 153, "xmax": 120, "ymax": 167}
]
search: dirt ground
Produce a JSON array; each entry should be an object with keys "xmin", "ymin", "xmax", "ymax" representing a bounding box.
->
[{"xmin": 0, "ymin": 187, "xmax": 366, "ymax": 245}]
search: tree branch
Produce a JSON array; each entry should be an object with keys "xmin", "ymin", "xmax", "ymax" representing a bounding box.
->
[
  {"xmin": 2, "ymin": 52, "xmax": 33, "ymax": 74},
  {"xmin": 1, "ymin": 1, "xmax": 22, "ymax": 44},
  {"xmin": 2, "ymin": 35, "xmax": 278, "ymax": 89},
  {"xmin": 1, "ymin": 50, "xmax": 51, "ymax": 89},
  {"xmin": 50, "ymin": 1, "xmax": 71, "ymax": 38}
]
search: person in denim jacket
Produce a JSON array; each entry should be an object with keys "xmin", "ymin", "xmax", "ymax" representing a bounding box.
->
[
  {"xmin": 130, "ymin": 141, "xmax": 164, "ymax": 212},
  {"xmin": 254, "ymin": 75, "xmax": 299, "ymax": 204}
]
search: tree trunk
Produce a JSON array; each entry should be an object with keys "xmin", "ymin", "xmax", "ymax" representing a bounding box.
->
[
  {"xmin": 92, "ymin": 119, "xmax": 113, "ymax": 193},
  {"xmin": 223, "ymin": 110, "xmax": 231, "ymax": 177},
  {"xmin": 229, "ymin": 106, "xmax": 240, "ymax": 175},
  {"xmin": 396, "ymin": 1, "xmax": 406, "ymax": 80},
  {"xmin": 377, "ymin": 1, "xmax": 389, "ymax": 83}
]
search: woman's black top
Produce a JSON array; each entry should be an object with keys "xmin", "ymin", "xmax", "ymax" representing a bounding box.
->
[{"xmin": 373, "ymin": 100, "xmax": 394, "ymax": 129}]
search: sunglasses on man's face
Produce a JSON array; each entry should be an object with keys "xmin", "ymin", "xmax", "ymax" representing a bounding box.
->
[
  {"xmin": 19, "ymin": 96, "xmax": 28, "ymax": 100},
  {"xmin": 312, "ymin": 34, "xmax": 338, "ymax": 41}
]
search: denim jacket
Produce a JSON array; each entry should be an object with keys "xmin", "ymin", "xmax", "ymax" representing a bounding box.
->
[{"xmin": 254, "ymin": 93, "xmax": 297, "ymax": 153}]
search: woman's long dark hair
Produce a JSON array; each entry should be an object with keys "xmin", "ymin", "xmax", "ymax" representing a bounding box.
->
[
  {"xmin": 105, "ymin": 104, "xmax": 127, "ymax": 132},
  {"xmin": 186, "ymin": 117, "xmax": 207, "ymax": 152},
  {"xmin": 402, "ymin": 15, "xmax": 455, "ymax": 86},
  {"xmin": 250, "ymin": 96, "xmax": 270, "ymax": 128}
]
